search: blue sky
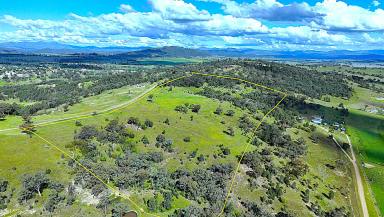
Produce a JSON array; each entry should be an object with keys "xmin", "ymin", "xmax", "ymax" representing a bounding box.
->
[{"xmin": 0, "ymin": 0, "xmax": 383, "ymax": 50}]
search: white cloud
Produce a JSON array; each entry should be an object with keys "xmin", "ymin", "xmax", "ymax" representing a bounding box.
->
[
  {"xmin": 269, "ymin": 26, "xmax": 350, "ymax": 45},
  {"xmin": 150, "ymin": 0, "xmax": 211, "ymax": 22},
  {"xmin": 312, "ymin": 0, "xmax": 384, "ymax": 31},
  {"xmin": 362, "ymin": 33, "xmax": 384, "ymax": 44},
  {"xmin": 373, "ymin": 0, "xmax": 380, "ymax": 7},
  {"xmin": 1, "ymin": 0, "xmax": 269, "ymax": 39},
  {"xmin": 208, "ymin": 0, "xmax": 384, "ymax": 32},
  {"xmin": 202, "ymin": 0, "xmax": 319, "ymax": 21},
  {"xmin": 119, "ymin": 4, "xmax": 135, "ymax": 13},
  {"xmin": 0, "ymin": 0, "xmax": 380, "ymax": 50}
]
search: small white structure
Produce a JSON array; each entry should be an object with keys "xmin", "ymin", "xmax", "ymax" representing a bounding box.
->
[
  {"xmin": 311, "ymin": 116, "xmax": 323, "ymax": 124},
  {"xmin": 368, "ymin": 108, "xmax": 378, "ymax": 113}
]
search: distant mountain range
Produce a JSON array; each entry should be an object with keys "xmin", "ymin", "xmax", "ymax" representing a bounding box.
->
[
  {"xmin": 1, "ymin": 41, "xmax": 384, "ymax": 61},
  {"xmin": 0, "ymin": 42, "xmax": 145, "ymax": 54}
]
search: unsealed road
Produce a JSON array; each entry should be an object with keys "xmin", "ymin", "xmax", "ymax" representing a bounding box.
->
[
  {"xmin": 346, "ymin": 134, "xmax": 369, "ymax": 217},
  {"xmin": 334, "ymin": 134, "xmax": 369, "ymax": 217}
]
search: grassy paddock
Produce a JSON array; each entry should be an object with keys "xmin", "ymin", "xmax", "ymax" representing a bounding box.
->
[{"xmin": 0, "ymin": 86, "xmax": 258, "ymax": 216}]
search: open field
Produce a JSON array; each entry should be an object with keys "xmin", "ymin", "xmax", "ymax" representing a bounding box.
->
[
  {"xmin": 364, "ymin": 165, "xmax": 384, "ymax": 215},
  {"xmin": 347, "ymin": 110, "xmax": 384, "ymax": 165}
]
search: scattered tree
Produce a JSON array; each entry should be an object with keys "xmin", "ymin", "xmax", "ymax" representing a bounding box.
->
[
  {"xmin": 142, "ymin": 135, "xmax": 150, "ymax": 145},
  {"xmin": 19, "ymin": 114, "xmax": 35, "ymax": 135},
  {"xmin": 224, "ymin": 126, "xmax": 235, "ymax": 136},
  {"xmin": 225, "ymin": 110, "xmax": 235, "ymax": 116},
  {"xmin": 191, "ymin": 104, "xmax": 201, "ymax": 113},
  {"xmin": 214, "ymin": 107, "xmax": 222, "ymax": 115},
  {"xmin": 175, "ymin": 105, "xmax": 188, "ymax": 113},
  {"xmin": 19, "ymin": 172, "xmax": 50, "ymax": 202},
  {"xmin": 145, "ymin": 119, "xmax": 154, "ymax": 128},
  {"xmin": 183, "ymin": 137, "xmax": 191, "ymax": 142}
]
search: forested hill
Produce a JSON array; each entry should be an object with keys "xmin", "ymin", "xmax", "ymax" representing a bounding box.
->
[
  {"xmin": 0, "ymin": 59, "xmax": 351, "ymax": 117},
  {"xmin": 117, "ymin": 46, "xmax": 211, "ymax": 58},
  {"xmin": 172, "ymin": 59, "xmax": 352, "ymax": 99}
]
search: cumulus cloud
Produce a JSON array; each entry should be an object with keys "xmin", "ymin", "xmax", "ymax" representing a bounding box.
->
[
  {"xmin": 0, "ymin": 0, "xmax": 269, "ymax": 39},
  {"xmin": 0, "ymin": 0, "xmax": 379, "ymax": 49},
  {"xmin": 311, "ymin": 0, "xmax": 384, "ymax": 31},
  {"xmin": 150, "ymin": 0, "xmax": 211, "ymax": 22},
  {"xmin": 119, "ymin": 4, "xmax": 136, "ymax": 13},
  {"xmin": 269, "ymin": 26, "xmax": 350, "ymax": 45},
  {"xmin": 209, "ymin": 0, "xmax": 384, "ymax": 32},
  {"xmin": 203, "ymin": 0, "xmax": 320, "ymax": 22}
]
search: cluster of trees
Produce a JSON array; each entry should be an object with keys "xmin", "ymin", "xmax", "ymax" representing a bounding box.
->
[
  {"xmin": 0, "ymin": 102, "xmax": 23, "ymax": 117},
  {"xmin": 347, "ymin": 74, "xmax": 384, "ymax": 92},
  {"xmin": 127, "ymin": 116, "xmax": 154, "ymax": 129},
  {"xmin": 170, "ymin": 201, "xmax": 294, "ymax": 217},
  {"xmin": 257, "ymin": 123, "xmax": 307, "ymax": 159},
  {"xmin": 18, "ymin": 172, "xmax": 51, "ymax": 202},
  {"xmin": 155, "ymin": 133, "xmax": 173, "ymax": 152},
  {"xmin": 175, "ymin": 103, "xmax": 201, "ymax": 113},
  {"xmin": 17, "ymin": 171, "xmax": 69, "ymax": 213},
  {"xmin": 146, "ymin": 191, "xmax": 173, "ymax": 212},
  {"xmin": 172, "ymin": 164, "xmax": 234, "ymax": 214},
  {"xmin": 214, "ymin": 107, "xmax": 235, "ymax": 116},
  {"xmin": 6, "ymin": 163, "xmax": 140, "ymax": 215}
]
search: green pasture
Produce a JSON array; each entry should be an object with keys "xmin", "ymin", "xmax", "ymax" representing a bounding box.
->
[{"xmin": 0, "ymin": 86, "xmax": 257, "ymax": 216}]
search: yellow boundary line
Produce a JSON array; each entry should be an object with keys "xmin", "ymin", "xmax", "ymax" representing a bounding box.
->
[{"xmin": 23, "ymin": 72, "xmax": 287, "ymax": 217}]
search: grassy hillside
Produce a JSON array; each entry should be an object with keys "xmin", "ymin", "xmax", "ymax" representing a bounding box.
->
[
  {"xmin": 0, "ymin": 83, "xmax": 356, "ymax": 216},
  {"xmin": 26, "ymin": 87, "xmax": 257, "ymax": 216},
  {"xmin": 0, "ymin": 86, "xmax": 255, "ymax": 216}
]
